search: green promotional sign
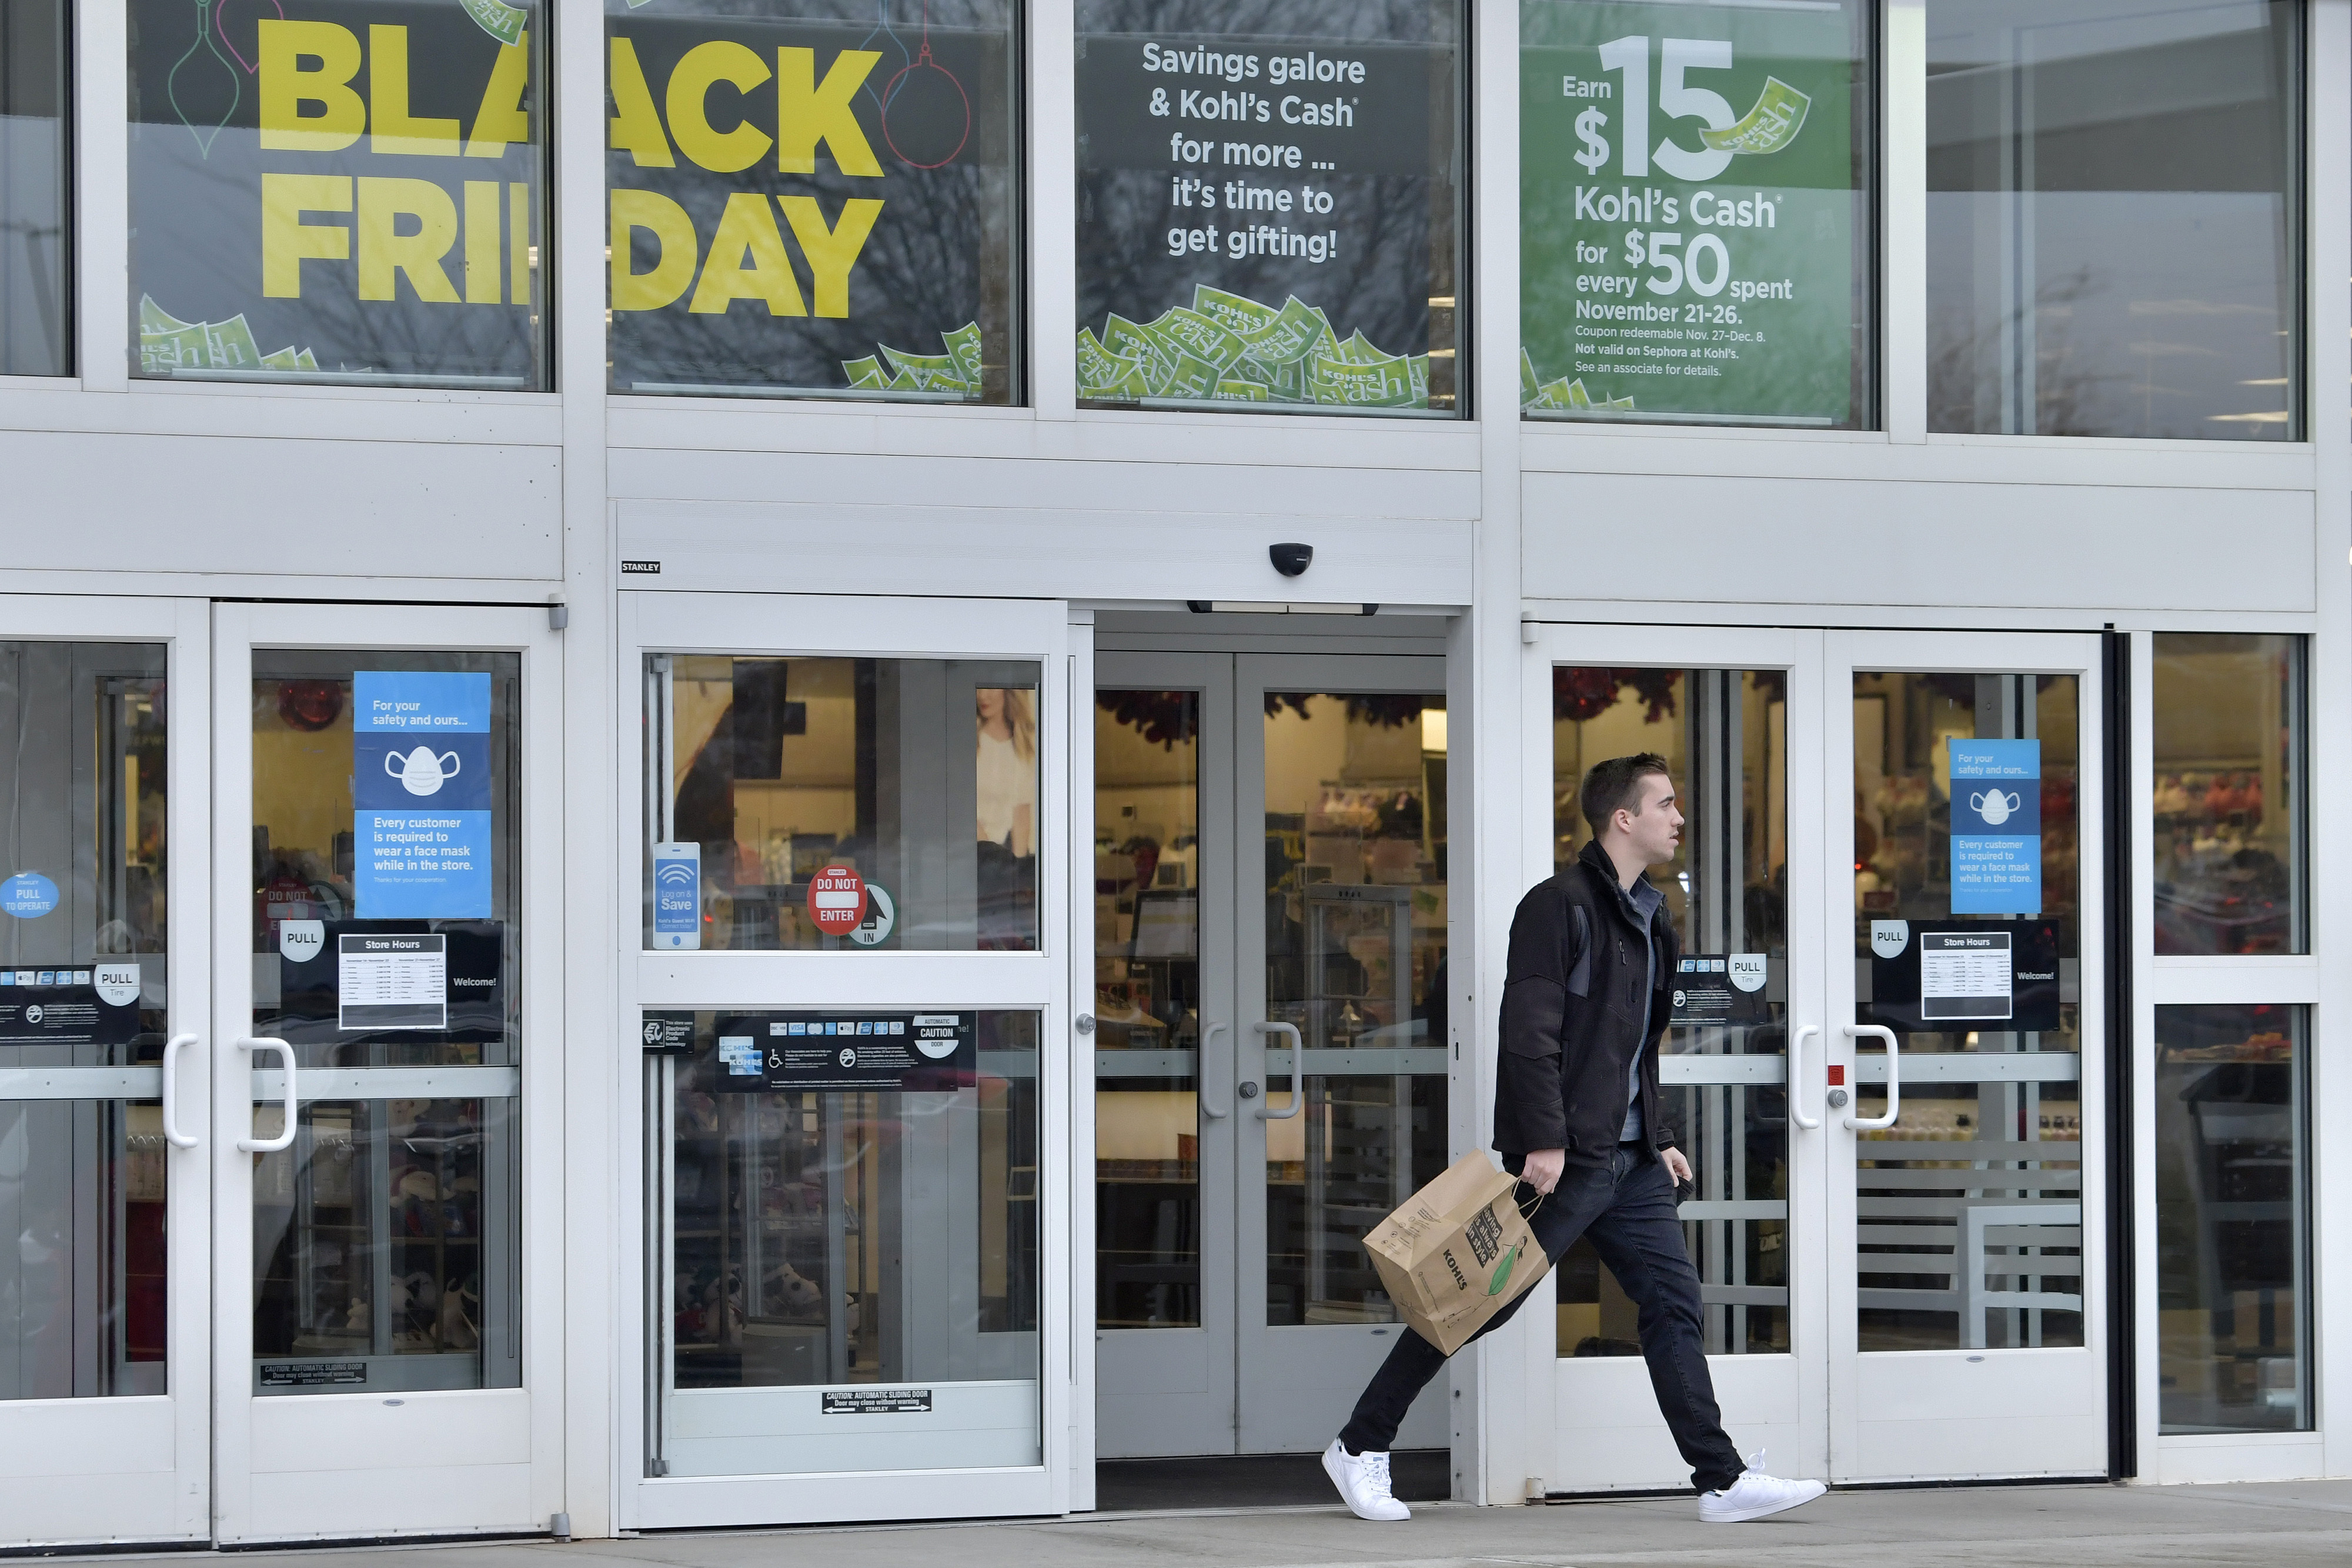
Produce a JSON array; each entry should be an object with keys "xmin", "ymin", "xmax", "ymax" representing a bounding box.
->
[{"xmin": 1520, "ymin": 1, "xmax": 1864, "ymax": 426}]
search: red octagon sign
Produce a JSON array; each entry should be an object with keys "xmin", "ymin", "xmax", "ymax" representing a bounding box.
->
[{"xmin": 808, "ymin": 864, "xmax": 868, "ymax": 935}]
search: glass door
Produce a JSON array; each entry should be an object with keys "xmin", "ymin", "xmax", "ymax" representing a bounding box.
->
[
  {"xmin": 209, "ymin": 604, "xmax": 565, "ymax": 1544},
  {"xmin": 0, "ymin": 598, "xmax": 213, "ymax": 1549},
  {"xmin": 1532, "ymin": 625, "xmax": 2107, "ymax": 1490},
  {"xmin": 1534, "ymin": 625, "xmax": 1830, "ymax": 1490},
  {"xmin": 1826, "ymin": 630, "xmax": 2107, "ymax": 1482},
  {"xmin": 623, "ymin": 593, "xmax": 1074, "ymax": 1530},
  {"xmin": 1092, "ymin": 653, "xmax": 1453, "ymax": 1457},
  {"xmin": 1093, "ymin": 656, "xmax": 1238, "ymax": 1457},
  {"xmin": 1233, "ymin": 654, "xmax": 1451, "ymax": 1454}
]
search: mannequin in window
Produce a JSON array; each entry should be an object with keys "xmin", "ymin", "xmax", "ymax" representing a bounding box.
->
[
  {"xmin": 976, "ymin": 687, "xmax": 1036, "ymax": 855},
  {"xmin": 976, "ymin": 687, "xmax": 1038, "ymax": 948}
]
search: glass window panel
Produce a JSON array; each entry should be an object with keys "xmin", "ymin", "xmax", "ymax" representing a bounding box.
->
[
  {"xmin": 0, "ymin": 0, "xmax": 69, "ymax": 375},
  {"xmin": 605, "ymin": 0, "xmax": 1020, "ymax": 402},
  {"xmin": 1551, "ymin": 669, "xmax": 1790, "ymax": 1357},
  {"xmin": 1263, "ymin": 693, "xmax": 1448, "ymax": 1324},
  {"xmin": 128, "ymin": 0, "xmax": 548, "ymax": 387},
  {"xmin": 1926, "ymin": 1, "xmax": 2301, "ymax": 438},
  {"xmin": 2152, "ymin": 633, "xmax": 2305, "ymax": 955},
  {"xmin": 250, "ymin": 1093, "xmax": 520, "ymax": 1393},
  {"xmin": 1519, "ymin": 0, "xmax": 1875, "ymax": 430},
  {"xmin": 248, "ymin": 650, "xmax": 524, "ymax": 1393},
  {"xmin": 643, "ymin": 656, "xmax": 1041, "ymax": 952},
  {"xmin": 1852, "ymin": 671, "xmax": 2084, "ymax": 1353},
  {"xmin": 2155, "ymin": 1004, "xmax": 2308, "ymax": 1433},
  {"xmin": 1094, "ymin": 691, "xmax": 1201, "ymax": 1329},
  {"xmin": 1074, "ymin": 0, "xmax": 1464, "ymax": 416},
  {"xmin": 0, "ymin": 642, "xmax": 171, "ymax": 1399},
  {"xmin": 653, "ymin": 1008, "xmax": 1040, "ymax": 1475}
]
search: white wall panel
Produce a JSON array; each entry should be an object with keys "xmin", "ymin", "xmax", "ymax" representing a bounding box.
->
[
  {"xmin": 1522, "ymin": 472, "xmax": 2313, "ymax": 613},
  {"xmin": 617, "ymin": 499, "xmax": 1472, "ymax": 605},
  {"xmin": 612, "ymin": 447, "xmax": 1478, "ymax": 520},
  {"xmin": 1, "ymin": 431, "xmax": 563, "ymax": 580}
]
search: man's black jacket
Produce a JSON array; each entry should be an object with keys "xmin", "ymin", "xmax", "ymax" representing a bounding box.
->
[{"xmin": 1492, "ymin": 840, "xmax": 1680, "ymax": 1168}]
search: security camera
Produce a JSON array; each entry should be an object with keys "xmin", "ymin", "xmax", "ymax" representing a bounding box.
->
[{"xmin": 1269, "ymin": 543, "xmax": 1314, "ymax": 577}]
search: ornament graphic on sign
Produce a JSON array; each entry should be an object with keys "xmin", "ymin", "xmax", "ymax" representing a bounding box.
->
[
  {"xmin": 809, "ymin": 864, "xmax": 869, "ymax": 935},
  {"xmin": 879, "ymin": 0, "xmax": 970, "ymax": 169}
]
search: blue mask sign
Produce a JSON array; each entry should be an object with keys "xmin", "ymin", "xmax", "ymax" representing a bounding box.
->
[
  {"xmin": 1948, "ymin": 738, "xmax": 2040, "ymax": 915},
  {"xmin": 352, "ymin": 672, "xmax": 493, "ymax": 919}
]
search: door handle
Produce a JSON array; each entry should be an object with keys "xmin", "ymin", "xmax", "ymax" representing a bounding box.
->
[
  {"xmin": 1253, "ymin": 1022, "xmax": 1302, "ymax": 1120},
  {"xmin": 236, "ymin": 1037, "xmax": 298, "ymax": 1153},
  {"xmin": 161, "ymin": 1032, "xmax": 201, "ymax": 1149},
  {"xmin": 1198, "ymin": 1022, "xmax": 1231, "ymax": 1119},
  {"xmin": 1788, "ymin": 1024, "xmax": 1822, "ymax": 1131},
  {"xmin": 1842, "ymin": 1024, "xmax": 1899, "ymax": 1131}
]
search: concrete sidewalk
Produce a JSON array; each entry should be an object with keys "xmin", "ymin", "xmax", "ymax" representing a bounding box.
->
[{"xmin": 75, "ymin": 1480, "xmax": 2352, "ymax": 1568}]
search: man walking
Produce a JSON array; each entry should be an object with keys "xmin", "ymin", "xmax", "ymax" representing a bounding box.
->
[{"xmin": 1322, "ymin": 754, "xmax": 1826, "ymax": 1524}]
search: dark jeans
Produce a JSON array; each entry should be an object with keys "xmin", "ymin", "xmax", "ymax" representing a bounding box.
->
[{"xmin": 1337, "ymin": 1143, "xmax": 1746, "ymax": 1495}]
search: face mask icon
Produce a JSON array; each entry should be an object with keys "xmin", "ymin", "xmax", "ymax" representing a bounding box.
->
[
  {"xmin": 387, "ymin": 746, "xmax": 462, "ymax": 797},
  {"xmin": 1970, "ymin": 789, "xmax": 2020, "ymax": 826}
]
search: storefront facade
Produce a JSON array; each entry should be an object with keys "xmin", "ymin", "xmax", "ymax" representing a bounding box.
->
[{"xmin": 0, "ymin": 0, "xmax": 2345, "ymax": 1545}]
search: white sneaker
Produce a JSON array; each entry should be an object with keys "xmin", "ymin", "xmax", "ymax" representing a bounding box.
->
[
  {"xmin": 1322, "ymin": 1438, "xmax": 1411, "ymax": 1521},
  {"xmin": 1696, "ymin": 1450, "xmax": 1826, "ymax": 1523}
]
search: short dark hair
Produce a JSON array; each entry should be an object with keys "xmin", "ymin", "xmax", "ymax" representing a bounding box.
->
[{"xmin": 1580, "ymin": 753, "xmax": 1672, "ymax": 838}]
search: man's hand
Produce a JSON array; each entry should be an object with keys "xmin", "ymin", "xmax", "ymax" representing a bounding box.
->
[
  {"xmin": 1522, "ymin": 1148, "xmax": 1567, "ymax": 1194},
  {"xmin": 1662, "ymin": 1146, "xmax": 1693, "ymax": 1186}
]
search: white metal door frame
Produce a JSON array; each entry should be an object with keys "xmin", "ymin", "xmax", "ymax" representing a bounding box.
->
[
  {"xmin": 1823, "ymin": 628, "xmax": 2107, "ymax": 1483},
  {"xmin": 1091, "ymin": 651, "xmax": 1240, "ymax": 1457},
  {"xmin": 615, "ymin": 590, "xmax": 1076, "ymax": 1530},
  {"xmin": 0, "ymin": 594, "xmax": 213, "ymax": 1548},
  {"xmin": 209, "ymin": 601, "xmax": 566, "ymax": 1543}
]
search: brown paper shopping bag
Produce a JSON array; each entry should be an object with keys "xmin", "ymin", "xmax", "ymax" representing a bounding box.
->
[{"xmin": 1361, "ymin": 1151, "xmax": 1550, "ymax": 1355}]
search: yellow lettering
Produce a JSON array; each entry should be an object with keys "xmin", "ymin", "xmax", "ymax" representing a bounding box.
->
[
  {"xmin": 667, "ymin": 40, "xmax": 773, "ymax": 173},
  {"xmin": 610, "ymin": 189, "xmax": 697, "ymax": 312},
  {"xmin": 465, "ymin": 180, "xmax": 503, "ymax": 303},
  {"xmin": 776, "ymin": 48, "xmax": 881, "ymax": 176},
  {"xmin": 369, "ymin": 26, "xmax": 461, "ymax": 155},
  {"xmin": 261, "ymin": 173, "xmax": 353, "ymax": 297},
  {"xmin": 465, "ymin": 34, "xmax": 532, "ymax": 158},
  {"xmin": 257, "ymin": 21, "xmax": 363, "ymax": 152},
  {"xmin": 689, "ymin": 191, "xmax": 807, "ymax": 316},
  {"xmin": 510, "ymin": 183, "xmax": 533, "ymax": 304},
  {"xmin": 607, "ymin": 38, "xmax": 674, "ymax": 167},
  {"xmin": 777, "ymin": 195, "xmax": 881, "ymax": 318},
  {"xmin": 356, "ymin": 178, "xmax": 462, "ymax": 303}
]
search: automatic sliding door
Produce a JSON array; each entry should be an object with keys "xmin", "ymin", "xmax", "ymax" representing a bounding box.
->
[
  {"xmin": 1235, "ymin": 657, "xmax": 1451, "ymax": 1455},
  {"xmin": 1093, "ymin": 663, "xmax": 1238, "ymax": 1457}
]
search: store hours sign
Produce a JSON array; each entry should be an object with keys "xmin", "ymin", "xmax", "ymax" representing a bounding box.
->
[{"xmin": 1520, "ymin": 0, "xmax": 1866, "ymax": 426}]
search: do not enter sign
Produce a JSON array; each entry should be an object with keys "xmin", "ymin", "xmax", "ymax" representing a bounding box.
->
[{"xmin": 808, "ymin": 865, "xmax": 868, "ymax": 935}]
